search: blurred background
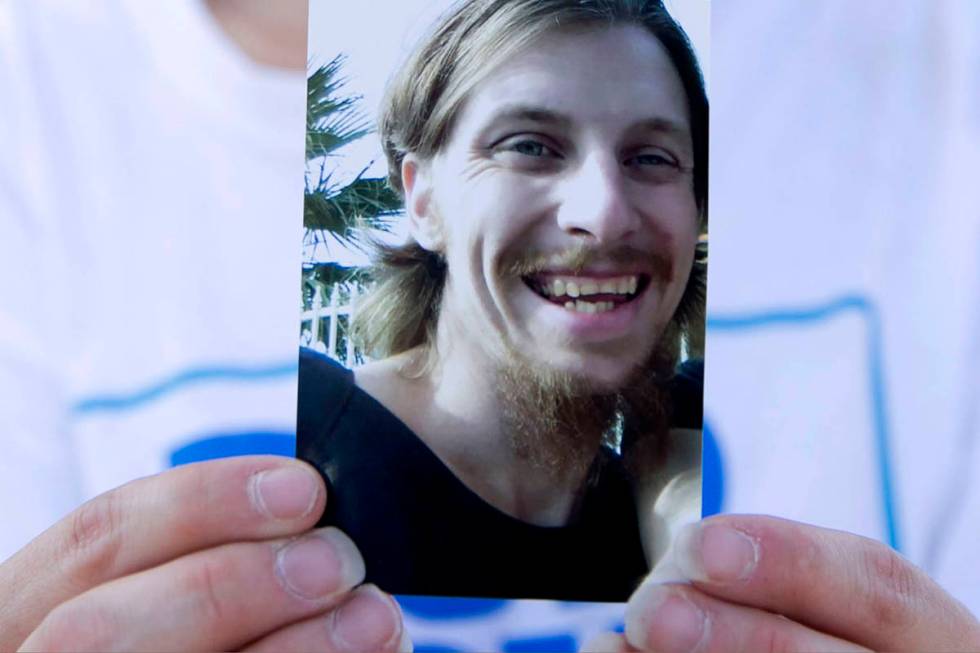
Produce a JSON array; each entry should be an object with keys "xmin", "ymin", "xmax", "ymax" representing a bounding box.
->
[{"xmin": 2, "ymin": 1, "xmax": 977, "ymax": 651}]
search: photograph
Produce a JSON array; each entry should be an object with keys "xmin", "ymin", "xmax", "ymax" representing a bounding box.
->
[{"xmin": 297, "ymin": 0, "xmax": 709, "ymax": 600}]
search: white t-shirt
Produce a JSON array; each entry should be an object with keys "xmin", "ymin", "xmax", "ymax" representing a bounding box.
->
[
  {"xmin": 704, "ymin": 0, "xmax": 980, "ymax": 614},
  {"xmin": 0, "ymin": 0, "xmax": 305, "ymax": 550},
  {"xmin": 1, "ymin": 1, "xmax": 977, "ymax": 649}
]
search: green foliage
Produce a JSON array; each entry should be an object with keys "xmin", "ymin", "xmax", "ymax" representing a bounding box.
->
[
  {"xmin": 303, "ymin": 55, "xmax": 403, "ymax": 254},
  {"xmin": 301, "ymin": 56, "xmax": 404, "ymax": 346},
  {"xmin": 304, "ymin": 177, "xmax": 401, "ymax": 248},
  {"xmin": 305, "ymin": 55, "xmax": 370, "ymax": 161}
]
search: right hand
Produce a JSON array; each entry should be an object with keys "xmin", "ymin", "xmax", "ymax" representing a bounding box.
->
[{"xmin": 0, "ymin": 456, "xmax": 411, "ymax": 652}]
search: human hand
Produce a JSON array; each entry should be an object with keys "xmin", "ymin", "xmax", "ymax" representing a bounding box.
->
[
  {"xmin": 0, "ymin": 456, "xmax": 410, "ymax": 652},
  {"xmin": 584, "ymin": 515, "xmax": 980, "ymax": 652}
]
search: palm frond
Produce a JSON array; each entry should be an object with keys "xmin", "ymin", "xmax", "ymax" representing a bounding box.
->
[
  {"xmin": 304, "ymin": 56, "xmax": 403, "ymax": 255},
  {"xmin": 304, "ymin": 176, "xmax": 403, "ymax": 249},
  {"xmin": 306, "ymin": 55, "xmax": 371, "ymax": 161}
]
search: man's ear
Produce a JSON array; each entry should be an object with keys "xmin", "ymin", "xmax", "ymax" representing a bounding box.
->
[{"xmin": 402, "ymin": 154, "xmax": 444, "ymax": 252}]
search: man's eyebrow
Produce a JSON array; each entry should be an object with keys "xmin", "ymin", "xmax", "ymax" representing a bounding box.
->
[
  {"xmin": 482, "ymin": 105, "xmax": 689, "ymax": 138},
  {"xmin": 633, "ymin": 116, "xmax": 690, "ymax": 137},
  {"xmin": 482, "ymin": 105, "xmax": 574, "ymax": 130}
]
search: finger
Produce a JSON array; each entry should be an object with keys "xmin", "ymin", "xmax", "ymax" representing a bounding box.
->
[
  {"xmin": 625, "ymin": 582, "xmax": 869, "ymax": 653},
  {"xmin": 244, "ymin": 584, "xmax": 412, "ymax": 653},
  {"xmin": 0, "ymin": 455, "xmax": 324, "ymax": 648},
  {"xmin": 20, "ymin": 527, "xmax": 363, "ymax": 652},
  {"xmin": 664, "ymin": 515, "xmax": 980, "ymax": 651},
  {"xmin": 580, "ymin": 632, "xmax": 636, "ymax": 652}
]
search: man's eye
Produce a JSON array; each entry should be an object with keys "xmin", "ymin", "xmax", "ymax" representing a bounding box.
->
[
  {"xmin": 628, "ymin": 152, "xmax": 679, "ymax": 168},
  {"xmin": 625, "ymin": 150, "xmax": 689, "ymax": 184},
  {"xmin": 499, "ymin": 138, "xmax": 559, "ymax": 158}
]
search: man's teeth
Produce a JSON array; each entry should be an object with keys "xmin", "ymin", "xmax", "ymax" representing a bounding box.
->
[
  {"xmin": 562, "ymin": 300, "xmax": 617, "ymax": 314},
  {"xmin": 545, "ymin": 275, "xmax": 639, "ymax": 298}
]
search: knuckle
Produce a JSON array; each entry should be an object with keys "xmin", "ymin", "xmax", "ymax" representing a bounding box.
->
[
  {"xmin": 749, "ymin": 619, "xmax": 799, "ymax": 653},
  {"xmin": 64, "ymin": 490, "xmax": 125, "ymax": 585},
  {"xmin": 780, "ymin": 529, "xmax": 825, "ymax": 592},
  {"xmin": 859, "ymin": 543, "xmax": 919, "ymax": 630},
  {"xmin": 182, "ymin": 553, "xmax": 237, "ymax": 626}
]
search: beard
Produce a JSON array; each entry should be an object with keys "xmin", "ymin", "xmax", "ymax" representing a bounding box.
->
[
  {"xmin": 494, "ymin": 242, "xmax": 688, "ymax": 480},
  {"xmin": 495, "ymin": 317, "xmax": 680, "ymax": 481}
]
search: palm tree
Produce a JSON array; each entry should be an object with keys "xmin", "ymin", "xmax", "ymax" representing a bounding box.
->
[
  {"xmin": 303, "ymin": 54, "xmax": 402, "ymax": 294},
  {"xmin": 302, "ymin": 55, "xmax": 402, "ymax": 360}
]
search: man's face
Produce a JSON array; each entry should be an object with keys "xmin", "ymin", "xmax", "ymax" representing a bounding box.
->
[{"xmin": 408, "ymin": 24, "xmax": 699, "ymax": 391}]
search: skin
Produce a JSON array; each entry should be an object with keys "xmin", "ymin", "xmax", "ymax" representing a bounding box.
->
[
  {"xmin": 0, "ymin": 456, "xmax": 409, "ymax": 652},
  {"xmin": 583, "ymin": 515, "xmax": 980, "ymax": 653},
  {"xmin": 356, "ymin": 25, "xmax": 700, "ymax": 527}
]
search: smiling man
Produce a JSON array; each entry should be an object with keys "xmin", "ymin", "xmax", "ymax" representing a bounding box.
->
[{"xmin": 297, "ymin": 0, "xmax": 707, "ymax": 601}]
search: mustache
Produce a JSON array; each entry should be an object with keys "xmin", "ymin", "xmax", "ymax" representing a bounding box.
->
[{"xmin": 503, "ymin": 242, "xmax": 674, "ymax": 282}]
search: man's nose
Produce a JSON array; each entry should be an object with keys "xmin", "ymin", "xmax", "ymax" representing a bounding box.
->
[{"xmin": 555, "ymin": 154, "xmax": 639, "ymax": 244}]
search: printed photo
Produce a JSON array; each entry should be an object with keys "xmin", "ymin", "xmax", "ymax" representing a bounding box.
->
[{"xmin": 297, "ymin": 0, "xmax": 709, "ymax": 601}]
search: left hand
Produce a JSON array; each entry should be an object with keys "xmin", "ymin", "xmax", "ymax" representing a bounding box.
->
[{"xmin": 584, "ymin": 514, "xmax": 980, "ymax": 652}]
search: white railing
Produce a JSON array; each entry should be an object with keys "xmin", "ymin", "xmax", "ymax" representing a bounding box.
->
[{"xmin": 300, "ymin": 284, "xmax": 364, "ymax": 367}]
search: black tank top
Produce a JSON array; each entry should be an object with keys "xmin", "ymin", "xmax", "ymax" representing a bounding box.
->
[{"xmin": 296, "ymin": 348, "xmax": 702, "ymax": 601}]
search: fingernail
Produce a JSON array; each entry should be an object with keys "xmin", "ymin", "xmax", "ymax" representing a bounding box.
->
[
  {"xmin": 625, "ymin": 584, "xmax": 708, "ymax": 653},
  {"xmin": 399, "ymin": 626, "xmax": 414, "ymax": 653},
  {"xmin": 675, "ymin": 521, "xmax": 759, "ymax": 583},
  {"xmin": 330, "ymin": 584, "xmax": 406, "ymax": 652},
  {"xmin": 250, "ymin": 466, "xmax": 320, "ymax": 520},
  {"xmin": 276, "ymin": 528, "xmax": 365, "ymax": 600}
]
